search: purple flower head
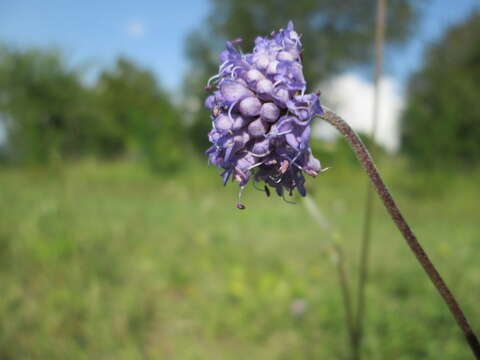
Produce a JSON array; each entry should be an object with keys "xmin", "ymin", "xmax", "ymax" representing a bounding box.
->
[{"xmin": 205, "ymin": 21, "xmax": 324, "ymax": 209}]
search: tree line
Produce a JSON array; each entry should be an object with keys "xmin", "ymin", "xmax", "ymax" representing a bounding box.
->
[
  {"xmin": 0, "ymin": 49, "xmax": 186, "ymax": 172},
  {"xmin": 1, "ymin": 2, "xmax": 479, "ymax": 170}
]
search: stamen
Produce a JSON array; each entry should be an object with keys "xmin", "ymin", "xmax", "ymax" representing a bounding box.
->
[
  {"xmin": 268, "ymin": 175, "xmax": 283, "ymax": 184},
  {"xmin": 279, "ymin": 159, "xmax": 289, "ymax": 174},
  {"xmin": 219, "ymin": 60, "xmax": 229, "ymax": 70},
  {"xmin": 290, "ymin": 117, "xmax": 312, "ymax": 126},
  {"xmin": 291, "ymin": 149, "xmax": 305, "ymax": 164},
  {"xmin": 273, "ymin": 80, "xmax": 283, "ymax": 88},
  {"xmin": 234, "ymin": 166, "xmax": 247, "ymax": 179},
  {"xmin": 221, "ymin": 64, "xmax": 234, "ymax": 74},
  {"xmin": 282, "ymin": 194, "xmax": 296, "ymax": 205},
  {"xmin": 248, "ymin": 161, "xmax": 264, "ymax": 170},
  {"xmin": 206, "ymin": 73, "xmax": 221, "ymax": 88},
  {"xmin": 252, "ymin": 181, "xmax": 265, "ymax": 192},
  {"xmin": 236, "ymin": 186, "xmax": 246, "ymax": 210},
  {"xmin": 265, "ymin": 129, "xmax": 292, "ymax": 140},
  {"xmin": 228, "ymin": 99, "xmax": 239, "ymax": 122},
  {"xmin": 230, "ymin": 66, "xmax": 242, "ymax": 78},
  {"xmin": 264, "ymin": 185, "xmax": 271, "ymax": 197},
  {"xmin": 249, "ymin": 151, "xmax": 271, "ymax": 158},
  {"xmin": 252, "ymin": 181, "xmax": 272, "ymax": 199},
  {"xmin": 277, "ymin": 130, "xmax": 292, "ymax": 136}
]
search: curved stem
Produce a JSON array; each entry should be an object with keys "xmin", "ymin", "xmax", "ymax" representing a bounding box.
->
[{"xmin": 319, "ymin": 109, "xmax": 480, "ymax": 359}]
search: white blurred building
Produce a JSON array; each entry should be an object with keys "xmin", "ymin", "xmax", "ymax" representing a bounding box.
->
[{"xmin": 314, "ymin": 72, "xmax": 404, "ymax": 153}]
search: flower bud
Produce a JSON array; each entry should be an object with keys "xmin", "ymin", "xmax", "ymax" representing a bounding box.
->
[
  {"xmin": 220, "ymin": 80, "xmax": 253, "ymax": 103},
  {"xmin": 239, "ymin": 96, "xmax": 262, "ymax": 117},
  {"xmin": 232, "ymin": 115, "xmax": 248, "ymax": 131},
  {"xmin": 248, "ymin": 118, "xmax": 268, "ymax": 137},
  {"xmin": 274, "ymin": 88, "xmax": 289, "ymax": 104},
  {"xmin": 267, "ymin": 60, "xmax": 279, "ymax": 75},
  {"xmin": 255, "ymin": 54, "xmax": 270, "ymax": 69},
  {"xmin": 277, "ymin": 51, "xmax": 295, "ymax": 61},
  {"xmin": 256, "ymin": 79, "xmax": 274, "ymax": 95},
  {"xmin": 245, "ymin": 69, "xmax": 264, "ymax": 83},
  {"xmin": 260, "ymin": 102, "xmax": 280, "ymax": 123},
  {"xmin": 214, "ymin": 114, "xmax": 233, "ymax": 132},
  {"xmin": 252, "ymin": 139, "xmax": 270, "ymax": 155}
]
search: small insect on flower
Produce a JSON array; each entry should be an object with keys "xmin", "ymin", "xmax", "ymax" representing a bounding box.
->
[{"xmin": 205, "ymin": 21, "xmax": 325, "ymax": 209}]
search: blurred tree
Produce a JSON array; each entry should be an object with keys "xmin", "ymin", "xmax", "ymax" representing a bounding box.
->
[
  {"xmin": 184, "ymin": 0, "xmax": 425, "ymax": 151},
  {"xmin": 95, "ymin": 57, "xmax": 185, "ymax": 172},
  {"xmin": 0, "ymin": 47, "xmax": 97, "ymax": 163},
  {"xmin": 401, "ymin": 12, "xmax": 480, "ymax": 168},
  {"xmin": 0, "ymin": 49, "xmax": 185, "ymax": 171}
]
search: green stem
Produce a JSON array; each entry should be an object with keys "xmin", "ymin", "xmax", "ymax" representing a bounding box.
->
[
  {"xmin": 333, "ymin": 244, "xmax": 357, "ymax": 359},
  {"xmin": 354, "ymin": 0, "xmax": 387, "ymax": 356},
  {"xmin": 319, "ymin": 109, "xmax": 480, "ymax": 359},
  {"xmin": 302, "ymin": 198, "xmax": 357, "ymax": 357}
]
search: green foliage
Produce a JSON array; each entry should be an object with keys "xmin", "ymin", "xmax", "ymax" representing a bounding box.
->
[
  {"xmin": 184, "ymin": 0, "xmax": 424, "ymax": 152},
  {"xmin": 401, "ymin": 12, "xmax": 480, "ymax": 168},
  {"xmin": 95, "ymin": 58, "xmax": 186, "ymax": 172},
  {"xmin": 0, "ymin": 48, "xmax": 186, "ymax": 172},
  {"xmin": 192, "ymin": 0, "xmax": 422, "ymax": 82},
  {"xmin": 0, "ymin": 159, "xmax": 478, "ymax": 359},
  {"xmin": 0, "ymin": 47, "xmax": 98, "ymax": 164}
]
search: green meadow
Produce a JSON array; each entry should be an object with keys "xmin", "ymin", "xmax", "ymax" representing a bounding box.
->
[{"xmin": 0, "ymin": 158, "xmax": 479, "ymax": 359}]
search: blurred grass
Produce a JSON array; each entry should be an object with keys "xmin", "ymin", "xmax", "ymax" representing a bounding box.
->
[{"xmin": 0, "ymin": 157, "xmax": 479, "ymax": 359}]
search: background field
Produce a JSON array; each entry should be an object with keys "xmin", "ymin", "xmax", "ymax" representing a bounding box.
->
[
  {"xmin": 1, "ymin": 157, "xmax": 478, "ymax": 359},
  {"xmin": 1, "ymin": 1, "xmax": 480, "ymax": 358}
]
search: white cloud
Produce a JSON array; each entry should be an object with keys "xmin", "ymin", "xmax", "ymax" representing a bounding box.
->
[
  {"xmin": 126, "ymin": 20, "xmax": 146, "ymax": 38},
  {"xmin": 314, "ymin": 72, "xmax": 404, "ymax": 152}
]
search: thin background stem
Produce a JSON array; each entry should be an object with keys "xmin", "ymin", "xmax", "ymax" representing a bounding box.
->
[
  {"xmin": 334, "ymin": 243, "xmax": 357, "ymax": 353},
  {"xmin": 354, "ymin": 0, "xmax": 386, "ymax": 357},
  {"xmin": 302, "ymin": 197, "xmax": 357, "ymax": 356},
  {"xmin": 320, "ymin": 109, "xmax": 480, "ymax": 359}
]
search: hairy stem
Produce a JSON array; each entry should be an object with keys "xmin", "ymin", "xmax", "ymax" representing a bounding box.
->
[{"xmin": 319, "ymin": 109, "xmax": 480, "ymax": 359}]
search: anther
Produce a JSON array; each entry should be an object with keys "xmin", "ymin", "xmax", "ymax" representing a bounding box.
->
[{"xmin": 264, "ymin": 185, "xmax": 271, "ymax": 197}]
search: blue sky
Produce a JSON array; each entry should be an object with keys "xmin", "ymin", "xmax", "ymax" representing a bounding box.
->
[
  {"xmin": 0, "ymin": 0, "xmax": 478, "ymax": 91},
  {"xmin": 388, "ymin": 0, "xmax": 479, "ymax": 82}
]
